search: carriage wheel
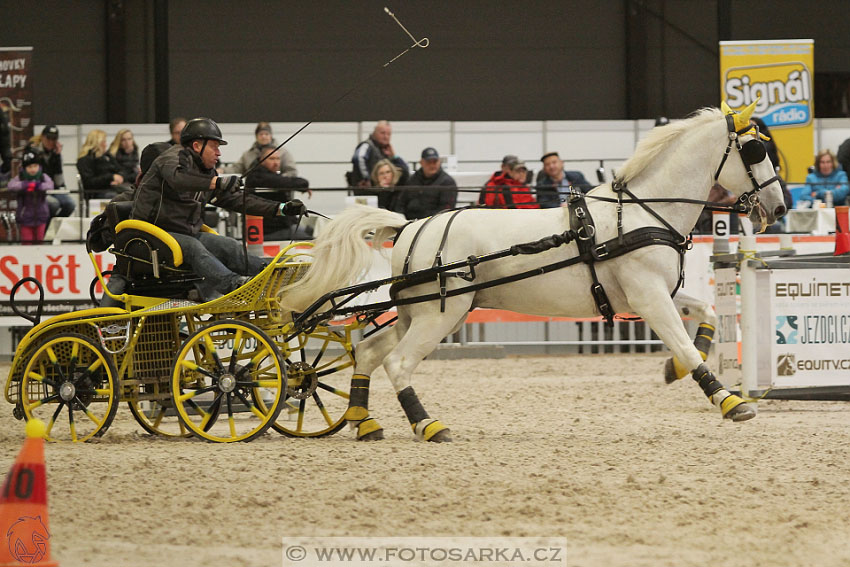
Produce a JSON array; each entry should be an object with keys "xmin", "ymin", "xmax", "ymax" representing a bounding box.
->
[
  {"xmin": 20, "ymin": 333, "xmax": 119, "ymax": 442},
  {"xmin": 171, "ymin": 320, "xmax": 284, "ymax": 442},
  {"xmin": 128, "ymin": 397, "xmax": 191, "ymax": 438},
  {"xmin": 270, "ymin": 328, "xmax": 354, "ymax": 438}
]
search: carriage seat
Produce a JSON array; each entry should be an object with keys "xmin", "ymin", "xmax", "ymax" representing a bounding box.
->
[{"xmin": 106, "ymin": 201, "xmax": 216, "ymax": 298}]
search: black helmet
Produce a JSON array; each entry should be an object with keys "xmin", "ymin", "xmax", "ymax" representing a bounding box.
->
[{"xmin": 179, "ymin": 117, "xmax": 228, "ymax": 146}]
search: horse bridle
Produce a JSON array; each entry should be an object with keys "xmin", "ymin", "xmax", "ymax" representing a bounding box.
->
[{"xmin": 713, "ymin": 114, "xmax": 781, "ymax": 215}]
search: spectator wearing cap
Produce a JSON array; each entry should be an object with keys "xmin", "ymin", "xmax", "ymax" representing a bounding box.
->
[
  {"xmin": 167, "ymin": 117, "xmax": 187, "ymax": 145},
  {"xmin": 7, "ymin": 150, "xmax": 55, "ymax": 243},
  {"xmin": 478, "ymin": 155, "xmax": 520, "ymax": 205},
  {"xmin": 348, "ymin": 120, "xmax": 409, "ymax": 188},
  {"xmin": 26, "ymin": 125, "xmax": 75, "ymax": 217},
  {"xmin": 229, "ymin": 122, "xmax": 299, "ymax": 177},
  {"xmin": 393, "ymin": 147, "xmax": 457, "ymax": 220},
  {"xmin": 482, "ymin": 159, "xmax": 539, "ymax": 209},
  {"xmin": 535, "ymin": 151, "xmax": 592, "ymax": 208}
]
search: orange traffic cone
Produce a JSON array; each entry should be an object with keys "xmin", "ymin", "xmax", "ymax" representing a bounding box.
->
[
  {"xmin": 834, "ymin": 206, "xmax": 850, "ymax": 256},
  {"xmin": 0, "ymin": 420, "xmax": 58, "ymax": 567}
]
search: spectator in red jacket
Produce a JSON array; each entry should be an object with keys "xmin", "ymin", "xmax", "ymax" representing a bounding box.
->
[{"xmin": 482, "ymin": 159, "xmax": 539, "ymax": 209}]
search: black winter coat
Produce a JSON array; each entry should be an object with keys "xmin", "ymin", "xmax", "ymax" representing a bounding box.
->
[
  {"xmin": 77, "ymin": 150, "xmax": 123, "ymax": 192},
  {"xmin": 393, "ymin": 168, "xmax": 457, "ymax": 220}
]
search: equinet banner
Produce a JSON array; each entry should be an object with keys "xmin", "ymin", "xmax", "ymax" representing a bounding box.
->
[{"xmin": 719, "ymin": 39, "xmax": 814, "ymax": 183}]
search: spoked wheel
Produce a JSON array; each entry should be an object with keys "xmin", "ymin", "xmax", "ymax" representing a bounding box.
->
[
  {"xmin": 271, "ymin": 328, "xmax": 355, "ymax": 438},
  {"xmin": 20, "ymin": 333, "xmax": 119, "ymax": 442},
  {"xmin": 171, "ymin": 320, "xmax": 285, "ymax": 442},
  {"xmin": 128, "ymin": 394, "xmax": 193, "ymax": 438}
]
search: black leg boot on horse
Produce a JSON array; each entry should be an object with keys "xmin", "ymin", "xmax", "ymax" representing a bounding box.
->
[
  {"xmin": 343, "ymin": 373, "xmax": 384, "ymax": 441},
  {"xmin": 398, "ymin": 386, "xmax": 451, "ymax": 442}
]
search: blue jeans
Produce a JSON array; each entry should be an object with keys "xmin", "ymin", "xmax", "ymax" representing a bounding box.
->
[
  {"xmin": 169, "ymin": 231, "xmax": 266, "ymax": 298},
  {"xmin": 47, "ymin": 193, "xmax": 76, "ymax": 217}
]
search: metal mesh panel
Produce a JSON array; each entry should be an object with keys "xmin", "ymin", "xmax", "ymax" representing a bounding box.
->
[{"xmin": 128, "ymin": 314, "xmax": 179, "ymax": 402}]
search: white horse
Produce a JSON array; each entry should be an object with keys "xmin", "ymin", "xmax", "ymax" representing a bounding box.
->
[{"xmin": 281, "ymin": 103, "xmax": 786, "ymax": 442}]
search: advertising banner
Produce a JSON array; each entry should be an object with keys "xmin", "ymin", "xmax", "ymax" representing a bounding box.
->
[
  {"xmin": 719, "ymin": 39, "xmax": 814, "ymax": 184},
  {"xmin": 757, "ymin": 267, "xmax": 850, "ymax": 388},
  {"xmin": 0, "ymin": 47, "xmax": 34, "ymax": 157}
]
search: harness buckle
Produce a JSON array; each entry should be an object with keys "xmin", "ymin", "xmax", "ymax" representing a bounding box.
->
[{"xmin": 593, "ymin": 243, "xmax": 609, "ymax": 258}]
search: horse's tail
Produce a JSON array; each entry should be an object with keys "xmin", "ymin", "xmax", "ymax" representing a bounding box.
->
[{"xmin": 279, "ymin": 205, "xmax": 408, "ymax": 313}]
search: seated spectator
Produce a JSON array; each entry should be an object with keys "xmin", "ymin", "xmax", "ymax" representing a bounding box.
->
[
  {"xmin": 535, "ymin": 151, "xmax": 592, "ymax": 207},
  {"xmin": 369, "ymin": 159, "xmax": 403, "ymax": 209},
  {"xmin": 478, "ymin": 155, "xmax": 518, "ymax": 205},
  {"xmin": 244, "ymin": 145, "xmax": 311, "ymax": 240},
  {"xmin": 230, "ymin": 122, "xmax": 298, "ymax": 176},
  {"xmin": 482, "ymin": 159, "xmax": 539, "ymax": 209},
  {"xmin": 694, "ymin": 183, "xmax": 738, "ymax": 234},
  {"xmin": 77, "ymin": 129, "xmax": 132, "ymax": 200},
  {"xmin": 167, "ymin": 117, "xmax": 187, "ymax": 145},
  {"xmin": 109, "ymin": 129, "xmax": 140, "ymax": 182},
  {"xmin": 805, "ymin": 149, "xmax": 848, "ymax": 205},
  {"xmin": 25, "ymin": 125, "xmax": 75, "ymax": 217},
  {"xmin": 7, "ymin": 150, "xmax": 54, "ymax": 244},
  {"xmin": 393, "ymin": 147, "xmax": 457, "ymax": 220},
  {"xmin": 348, "ymin": 120, "xmax": 409, "ymax": 188}
]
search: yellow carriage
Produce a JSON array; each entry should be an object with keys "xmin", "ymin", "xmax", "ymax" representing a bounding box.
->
[{"xmin": 4, "ymin": 214, "xmax": 359, "ymax": 442}]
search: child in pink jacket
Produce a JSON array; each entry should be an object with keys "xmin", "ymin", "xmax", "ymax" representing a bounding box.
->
[{"xmin": 7, "ymin": 150, "xmax": 55, "ymax": 243}]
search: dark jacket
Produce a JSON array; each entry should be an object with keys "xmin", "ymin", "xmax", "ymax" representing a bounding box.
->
[
  {"xmin": 131, "ymin": 144, "xmax": 279, "ymax": 236},
  {"xmin": 244, "ymin": 166, "xmax": 309, "ymax": 201},
  {"xmin": 77, "ymin": 150, "xmax": 123, "ymax": 193},
  {"xmin": 534, "ymin": 170, "xmax": 592, "ymax": 207},
  {"xmin": 349, "ymin": 136, "xmax": 409, "ymax": 187},
  {"xmin": 393, "ymin": 168, "xmax": 457, "ymax": 220},
  {"xmin": 114, "ymin": 147, "xmax": 140, "ymax": 182}
]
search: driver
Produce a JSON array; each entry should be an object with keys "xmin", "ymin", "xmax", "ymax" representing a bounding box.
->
[{"xmin": 131, "ymin": 117, "xmax": 306, "ymax": 300}]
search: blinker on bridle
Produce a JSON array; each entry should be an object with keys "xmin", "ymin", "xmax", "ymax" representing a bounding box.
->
[{"xmin": 714, "ymin": 114, "xmax": 780, "ymax": 214}]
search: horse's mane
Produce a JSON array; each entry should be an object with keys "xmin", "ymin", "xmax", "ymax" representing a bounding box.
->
[{"xmin": 615, "ymin": 107, "xmax": 722, "ymax": 184}]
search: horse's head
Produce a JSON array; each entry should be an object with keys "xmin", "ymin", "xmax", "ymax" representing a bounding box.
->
[{"xmin": 715, "ymin": 100, "xmax": 787, "ymax": 229}]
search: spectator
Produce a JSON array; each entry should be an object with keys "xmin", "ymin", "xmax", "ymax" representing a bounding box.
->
[
  {"xmin": 245, "ymin": 144, "xmax": 311, "ymax": 239},
  {"xmin": 109, "ymin": 129, "xmax": 140, "ymax": 182},
  {"xmin": 167, "ymin": 117, "xmax": 187, "ymax": 145},
  {"xmin": 482, "ymin": 159, "xmax": 539, "ymax": 209},
  {"xmin": 131, "ymin": 117, "xmax": 307, "ymax": 300},
  {"xmin": 77, "ymin": 129, "xmax": 131, "ymax": 200},
  {"xmin": 535, "ymin": 151, "xmax": 593, "ymax": 207},
  {"xmin": 230, "ymin": 122, "xmax": 298, "ymax": 176},
  {"xmin": 7, "ymin": 150, "xmax": 54, "ymax": 243},
  {"xmin": 393, "ymin": 147, "xmax": 457, "ymax": 220},
  {"xmin": 348, "ymin": 120, "xmax": 409, "ymax": 188},
  {"xmin": 27, "ymin": 125, "xmax": 75, "ymax": 217},
  {"xmin": 694, "ymin": 183, "xmax": 738, "ymax": 234},
  {"xmin": 369, "ymin": 159, "xmax": 403, "ymax": 209},
  {"xmin": 0, "ymin": 107, "xmax": 11, "ymax": 180},
  {"xmin": 805, "ymin": 149, "xmax": 849, "ymax": 205},
  {"xmin": 478, "ymin": 155, "xmax": 519, "ymax": 205}
]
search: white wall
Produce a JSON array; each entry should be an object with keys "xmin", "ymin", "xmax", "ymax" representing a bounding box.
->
[{"xmin": 45, "ymin": 117, "xmax": 850, "ymax": 215}]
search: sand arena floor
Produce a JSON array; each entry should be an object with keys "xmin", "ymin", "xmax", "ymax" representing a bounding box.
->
[{"xmin": 1, "ymin": 354, "xmax": 849, "ymax": 567}]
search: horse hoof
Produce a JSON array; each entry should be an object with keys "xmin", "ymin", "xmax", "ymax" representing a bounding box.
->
[
  {"xmin": 428, "ymin": 428, "xmax": 452, "ymax": 443},
  {"xmin": 355, "ymin": 418, "xmax": 384, "ymax": 441},
  {"xmin": 721, "ymin": 396, "xmax": 757, "ymax": 422},
  {"xmin": 414, "ymin": 419, "xmax": 451, "ymax": 442}
]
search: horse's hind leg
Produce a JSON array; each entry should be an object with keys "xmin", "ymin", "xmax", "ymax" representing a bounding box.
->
[
  {"xmin": 344, "ymin": 325, "xmax": 401, "ymax": 441},
  {"xmin": 629, "ymin": 288, "xmax": 755, "ymax": 422},
  {"xmin": 664, "ymin": 292, "xmax": 718, "ymax": 384},
  {"xmin": 382, "ymin": 304, "xmax": 470, "ymax": 442}
]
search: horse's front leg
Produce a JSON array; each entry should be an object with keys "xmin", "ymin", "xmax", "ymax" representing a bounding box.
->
[
  {"xmin": 664, "ymin": 291, "xmax": 718, "ymax": 384},
  {"xmin": 344, "ymin": 325, "xmax": 400, "ymax": 441},
  {"xmin": 629, "ymin": 287, "xmax": 755, "ymax": 422}
]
